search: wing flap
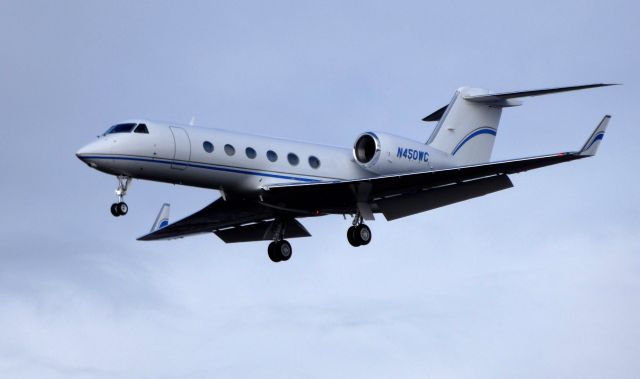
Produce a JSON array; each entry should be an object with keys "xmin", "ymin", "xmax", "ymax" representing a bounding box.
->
[
  {"xmin": 214, "ymin": 219, "xmax": 311, "ymax": 243},
  {"xmin": 377, "ymin": 174, "xmax": 513, "ymax": 220}
]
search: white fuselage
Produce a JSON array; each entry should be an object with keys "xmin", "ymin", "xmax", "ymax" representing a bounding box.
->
[
  {"xmin": 76, "ymin": 119, "xmax": 458, "ymax": 195},
  {"xmin": 76, "ymin": 120, "xmax": 370, "ymax": 192}
]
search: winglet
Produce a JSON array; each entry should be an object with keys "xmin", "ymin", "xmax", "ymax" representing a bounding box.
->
[
  {"xmin": 150, "ymin": 203, "xmax": 171, "ymax": 232},
  {"xmin": 579, "ymin": 115, "xmax": 611, "ymax": 156}
]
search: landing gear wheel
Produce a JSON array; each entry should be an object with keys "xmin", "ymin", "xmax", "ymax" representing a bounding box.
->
[
  {"xmin": 278, "ymin": 240, "xmax": 292, "ymax": 261},
  {"xmin": 110, "ymin": 203, "xmax": 120, "ymax": 217},
  {"xmin": 116, "ymin": 202, "xmax": 128, "ymax": 216},
  {"xmin": 268, "ymin": 242, "xmax": 281, "ymax": 263},
  {"xmin": 347, "ymin": 226, "xmax": 361, "ymax": 247},
  {"xmin": 355, "ymin": 224, "xmax": 371, "ymax": 245},
  {"xmin": 267, "ymin": 240, "xmax": 292, "ymax": 262}
]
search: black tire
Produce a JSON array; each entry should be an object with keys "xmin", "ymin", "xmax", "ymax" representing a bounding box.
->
[
  {"xmin": 110, "ymin": 203, "xmax": 120, "ymax": 217},
  {"xmin": 268, "ymin": 242, "xmax": 281, "ymax": 263},
  {"xmin": 347, "ymin": 226, "xmax": 361, "ymax": 247},
  {"xmin": 355, "ymin": 224, "xmax": 371, "ymax": 245},
  {"xmin": 117, "ymin": 202, "xmax": 128, "ymax": 216},
  {"xmin": 279, "ymin": 240, "xmax": 292, "ymax": 261}
]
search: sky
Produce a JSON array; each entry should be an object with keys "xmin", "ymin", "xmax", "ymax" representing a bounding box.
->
[{"xmin": 0, "ymin": 0, "xmax": 639, "ymax": 377}]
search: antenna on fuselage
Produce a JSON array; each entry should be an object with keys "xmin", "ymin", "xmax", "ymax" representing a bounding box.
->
[{"xmin": 189, "ymin": 116, "xmax": 196, "ymax": 126}]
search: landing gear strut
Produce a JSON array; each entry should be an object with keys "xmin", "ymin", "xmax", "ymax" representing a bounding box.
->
[
  {"xmin": 110, "ymin": 175, "xmax": 131, "ymax": 217},
  {"xmin": 347, "ymin": 213, "xmax": 372, "ymax": 247},
  {"xmin": 267, "ymin": 219, "xmax": 293, "ymax": 263}
]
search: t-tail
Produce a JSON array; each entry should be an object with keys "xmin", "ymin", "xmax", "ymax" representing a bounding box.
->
[{"xmin": 424, "ymin": 83, "xmax": 617, "ymax": 165}]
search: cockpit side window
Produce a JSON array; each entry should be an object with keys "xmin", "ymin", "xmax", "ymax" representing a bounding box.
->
[
  {"xmin": 104, "ymin": 123, "xmax": 136, "ymax": 135},
  {"xmin": 134, "ymin": 124, "xmax": 149, "ymax": 134}
]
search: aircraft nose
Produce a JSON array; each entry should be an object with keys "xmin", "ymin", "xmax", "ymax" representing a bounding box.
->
[
  {"xmin": 76, "ymin": 139, "xmax": 111, "ymax": 167},
  {"xmin": 76, "ymin": 143, "xmax": 96, "ymax": 161},
  {"xmin": 76, "ymin": 146, "xmax": 88, "ymax": 161}
]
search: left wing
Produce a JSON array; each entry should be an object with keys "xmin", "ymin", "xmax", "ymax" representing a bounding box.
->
[
  {"xmin": 262, "ymin": 151, "xmax": 585, "ymax": 216},
  {"xmin": 262, "ymin": 116, "xmax": 610, "ymax": 219}
]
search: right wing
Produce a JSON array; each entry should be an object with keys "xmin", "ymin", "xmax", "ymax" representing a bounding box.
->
[{"xmin": 138, "ymin": 198, "xmax": 279, "ymax": 241}]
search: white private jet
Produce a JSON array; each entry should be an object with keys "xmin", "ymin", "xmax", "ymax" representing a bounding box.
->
[{"xmin": 77, "ymin": 84, "xmax": 614, "ymax": 262}]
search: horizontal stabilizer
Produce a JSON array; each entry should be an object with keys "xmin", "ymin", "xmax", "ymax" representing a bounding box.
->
[
  {"xmin": 422, "ymin": 105, "xmax": 448, "ymax": 122},
  {"xmin": 422, "ymin": 83, "xmax": 617, "ymax": 122},
  {"xmin": 464, "ymin": 83, "xmax": 618, "ymax": 104}
]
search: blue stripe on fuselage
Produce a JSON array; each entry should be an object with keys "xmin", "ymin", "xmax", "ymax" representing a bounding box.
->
[{"xmin": 78, "ymin": 154, "xmax": 325, "ymax": 183}]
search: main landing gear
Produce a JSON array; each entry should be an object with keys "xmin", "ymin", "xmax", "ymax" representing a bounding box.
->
[
  {"xmin": 110, "ymin": 175, "xmax": 131, "ymax": 217},
  {"xmin": 268, "ymin": 240, "xmax": 292, "ymax": 263},
  {"xmin": 347, "ymin": 214, "xmax": 372, "ymax": 247},
  {"xmin": 267, "ymin": 220, "xmax": 293, "ymax": 263}
]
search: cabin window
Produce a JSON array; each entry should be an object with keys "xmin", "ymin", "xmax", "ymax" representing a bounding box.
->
[
  {"xmin": 245, "ymin": 147, "xmax": 257, "ymax": 159},
  {"xmin": 103, "ymin": 123, "xmax": 136, "ymax": 135},
  {"xmin": 224, "ymin": 144, "xmax": 235, "ymax": 156},
  {"xmin": 287, "ymin": 153, "xmax": 299, "ymax": 166},
  {"xmin": 203, "ymin": 141, "xmax": 214, "ymax": 153},
  {"xmin": 134, "ymin": 124, "xmax": 149, "ymax": 134},
  {"xmin": 267, "ymin": 150, "xmax": 278, "ymax": 162},
  {"xmin": 308, "ymin": 156, "xmax": 320, "ymax": 169}
]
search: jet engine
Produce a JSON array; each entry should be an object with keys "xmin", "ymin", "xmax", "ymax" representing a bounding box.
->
[{"xmin": 352, "ymin": 132, "xmax": 433, "ymax": 175}]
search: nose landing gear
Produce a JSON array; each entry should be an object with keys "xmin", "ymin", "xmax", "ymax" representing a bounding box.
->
[
  {"xmin": 110, "ymin": 202, "xmax": 128, "ymax": 217},
  {"xmin": 110, "ymin": 175, "xmax": 131, "ymax": 217},
  {"xmin": 347, "ymin": 214, "xmax": 372, "ymax": 247}
]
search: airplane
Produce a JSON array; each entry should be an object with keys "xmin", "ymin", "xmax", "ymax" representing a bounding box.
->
[{"xmin": 76, "ymin": 83, "xmax": 614, "ymax": 263}]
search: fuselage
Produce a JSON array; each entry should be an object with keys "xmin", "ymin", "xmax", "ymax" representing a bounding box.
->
[{"xmin": 76, "ymin": 120, "xmax": 381, "ymax": 193}]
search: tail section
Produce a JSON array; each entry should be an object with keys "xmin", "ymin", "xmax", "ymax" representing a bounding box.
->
[
  {"xmin": 427, "ymin": 87, "xmax": 508, "ymax": 165},
  {"xmin": 425, "ymin": 83, "xmax": 617, "ymax": 165},
  {"xmin": 150, "ymin": 203, "xmax": 170, "ymax": 232}
]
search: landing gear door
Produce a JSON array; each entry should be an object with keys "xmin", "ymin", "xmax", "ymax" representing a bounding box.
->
[{"xmin": 169, "ymin": 126, "xmax": 191, "ymax": 170}]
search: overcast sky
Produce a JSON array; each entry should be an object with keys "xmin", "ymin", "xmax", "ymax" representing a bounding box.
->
[{"xmin": 1, "ymin": 1, "xmax": 639, "ymax": 378}]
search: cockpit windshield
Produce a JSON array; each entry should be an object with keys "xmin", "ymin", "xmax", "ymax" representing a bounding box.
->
[{"xmin": 103, "ymin": 123, "xmax": 137, "ymax": 135}]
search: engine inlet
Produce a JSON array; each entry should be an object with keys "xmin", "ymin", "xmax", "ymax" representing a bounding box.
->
[{"xmin": 354, "ymin": 134, "xmax": 378, "ymax": 164}]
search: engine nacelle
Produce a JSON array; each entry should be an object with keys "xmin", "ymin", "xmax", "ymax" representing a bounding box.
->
[{"xmin": 353, "ymin": 132, "xmax": 433, "ymax": 175}]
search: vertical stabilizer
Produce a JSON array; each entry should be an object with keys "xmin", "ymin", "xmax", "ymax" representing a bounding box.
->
[{"xmin": 427, "ymin": 87, "xmax": 506, "ymax": 165}]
